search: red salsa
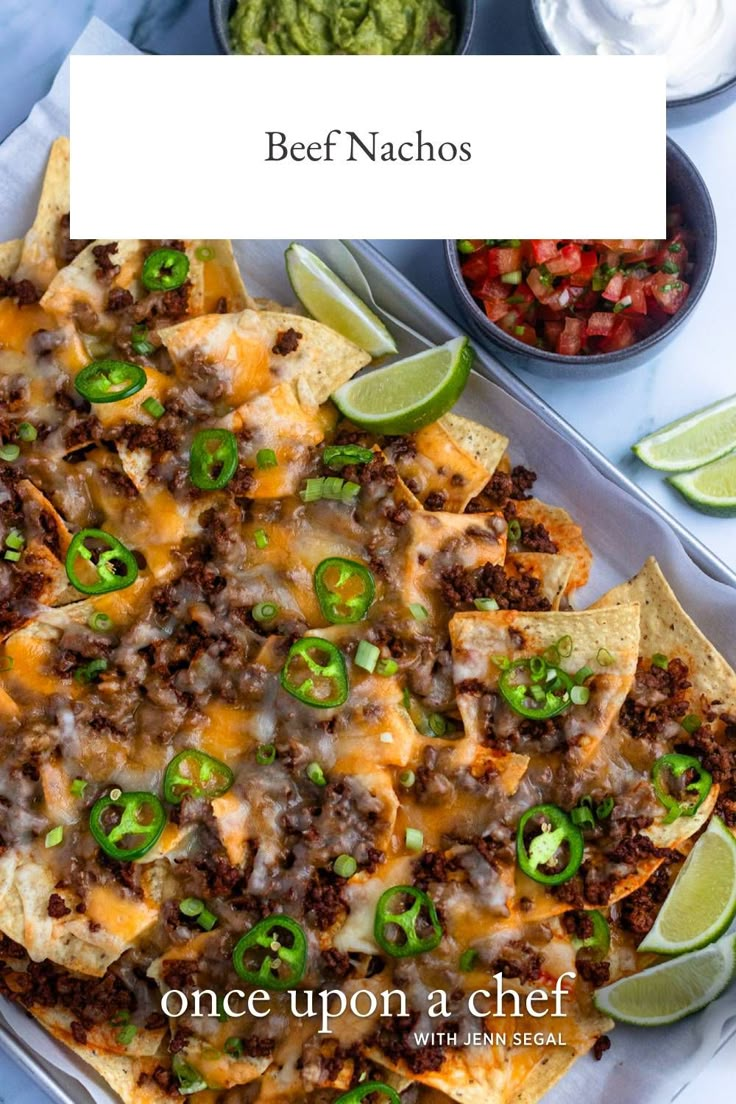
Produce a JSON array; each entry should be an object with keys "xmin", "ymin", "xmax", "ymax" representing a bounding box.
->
[{"xmin": 458, "ymin": 212, "xmax": 693, "ymax": 356}]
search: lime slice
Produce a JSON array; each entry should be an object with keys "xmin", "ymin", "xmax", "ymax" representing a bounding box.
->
[
  {"xmin": 668, "ymin": 450, "xmax": 736, "ymax": 516},
  {"xmin": 638, "ymin": 817, "xmax": 736, "ymax": 955},
  {"xmin": 331, "ymin": 337, "xmax": 474, "ymax": 435},
  {"xmin": 286, "ymin": 244, "xmax": 397, "ymax": 358},
  {"xmin": 594, "ymin": 931, "xmax": 736, "ymax": 1027},
  {"xmin": 633, "ymin": 393, "xmax": 736, "ymax": 472}
]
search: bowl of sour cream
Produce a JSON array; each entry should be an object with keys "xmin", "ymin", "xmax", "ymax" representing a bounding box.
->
[{"xmin": 529, "ymin": 0, "xmax": 736, "ymax": 120}]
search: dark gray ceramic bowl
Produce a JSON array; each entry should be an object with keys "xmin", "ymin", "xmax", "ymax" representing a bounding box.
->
[
  {"xmin": 445, "ymin": 138, "xmax": 717, "ymax": 381},
  {"xmin": 527, "ymin": 0, "xmax": 736, "ymax": 124},
  {"xmin": 211, "ymin": 0, "xmax": 476, "ymax": 55}
]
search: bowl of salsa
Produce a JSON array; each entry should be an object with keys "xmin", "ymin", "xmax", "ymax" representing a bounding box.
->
[
  {"xmin": 446, "ymin": 138, "xmax": 716, "ymax": 380},
  {"xmin": 211, "ymin": 0, "xmax": 476, "ymax": 56}
]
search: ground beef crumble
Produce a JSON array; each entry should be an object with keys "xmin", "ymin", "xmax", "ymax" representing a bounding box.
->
[{"xmin": 272, "ymin": 327, "xmax": 302, "ymax": 356}]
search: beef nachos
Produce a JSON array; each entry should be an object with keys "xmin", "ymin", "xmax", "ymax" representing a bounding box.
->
[{"xmin": 0, "ymin": 142, "xmax": 734, "ymax": 1104}]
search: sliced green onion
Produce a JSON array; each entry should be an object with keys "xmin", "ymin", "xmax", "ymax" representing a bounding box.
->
[
  {"xmin": 399, "ymin": 770, "xmax": 415, "ymax": 788},
  {"xmin": 681, "ymin": 714, "xmax": 702, "ymax": 735},
  {"xmin": 596, "ymin": 647, "xmax": 614, "ymax": 667},
  {"xmin": 70, "ymin": 778, "xmax": 88, "ymax": 798},
  {"xmin": 307, "ymin": 762, "xmax": 327, "ymax": 787},
  {"xmin": 256, "ymin": 743, "xmax": 276, "ymax": 766},
  {"xmin": 3, "ymin": 550, "xmax": 20, "ymax": 562},
  {"xmin": 17, "ymin": 422, "xmax": 37, "ymax": 443},
  {"xmin": 501, "ymin": 270, "xmax": 523, "ymax": 285},
  {"xmin": 530, "ymin": 656, "xmax": 547, "ymax": 682},
  {"xmin": 459, "ymin": 949, "xmax": 478, "ymax": 972},
  {"xmin": 571, "ymin": 685, "xmax": 590, "ymax": 706},
  {"xmin": 596, "ymin": 796, "xmax": 615, "ymax": 819},
  {"xmin": 252, "ymin": 601, "xmax": 278, "ymax": 623},
  {"xmin": 405, "ymin": 827, "xmax": 424, "ymax": 852},
  {"xmin": 543, "ymin": 644, "xmax": 561, "ymax": 666},
  {"xmin": 5, "ymin": 529, "xmax": 24, "ymax": 550},
  {"xmin": 180, "ymin": 897, "xmax": 205, "ymax": 918},
  {"xmin": 492, "ymin": 654, "xmax": 511, "ymax": 670},
  {"xmin": 74, "ymin": 658, "xmax": 108, "ymax": 685},
  {"xmin": 0, "ymin": 444, "xmax": 20, "ymax": 462},
  {"xmin": 142, "ymin": 396, "xmax": 165, "ymax": 419},
  {"xmin": 254, "ymin": 528, "xmax": 269, "ymax": 549},
  {"xmin": 195, "ymin": 246, "xmax": 215, "ymax": 262},
  {"xmin": 256, "ymin": 448, "xmax": 278, "ymax": 470},
  {"xmin": 224, "ymin": 1037, "xmax": 244, "ymax": 1058},
  {"xmin": 300, "ymin": 476, "xmax": 360, "ymax": 505},
  {"xmin": 130, "ymin": 325, "xmax": 156, "ymax": 356},
  {"xmin": 427, "ymin": 712, "xmax": 446, "ymax": 737},
  {"xmin": 613, "ymin": 295, "xmax": 633, "ymax": 314},
  {"xmin": 474, "ymin": 597, "xmax": 499, "ymax": 611},
  {"xmin": 88, "ymin": 611, "xmax": 112, "ymax": 632},
  {"xmin": 507, "ymin": 519, "xmax": 521, "ymax": 543},
  {"xmin": 529, "ymin": 684, "xmax": 546, "ymax": 703},
  {"xmin": 571, "ymin": 804, "xmax": 595, "ymax": 829},
  {"xmin": 575, "ymin": 665, "xmax": 593, "ymax": 685},
  {"xmin": 322, "ymin": 444, "xmax": 374, "ymax": 470},
  {"xmin": 651, "ymin": 653, "xmax": 669, "ymax": 670},
  {"xmin": 117, "ymin": 1024, "xmax": 138, "ymax": 1046},
  {"xmin": 197, "ymin": 908, "xmax": 218, "ymax": 931},
  {"xmin": 355, "ymin": 640, "xmax": 380, "ymax": 673},
  {"xmin": 408, "ymin": 603, "xmax": 429, "ymax": 621},
  {"xmin": 376, "ymin": 658, "xmax": 398, "ymax": 677},
  {"xmin": 45, "ymin": 826, "xmax": 64, "ymax": 848},
  {"xmin": 333, "ymin": 853, "xmax": 358, "ymax": 879},
  {"xmin": 557, "ymin": 635, "xmax": 573, "ymax": 658}
]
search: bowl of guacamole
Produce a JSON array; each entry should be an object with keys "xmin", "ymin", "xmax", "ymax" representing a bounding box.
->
[{"xmin": 210, "ymin": 0, "xmax": 476, "ymax": 56}]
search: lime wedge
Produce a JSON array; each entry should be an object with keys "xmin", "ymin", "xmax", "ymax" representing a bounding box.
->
[
  {"xmin": 668, "ymin": 450, "xmax": 736, "ymax": 516},
  {"xmin": 286, "ymin": 244, "xmax": 397, "ymax": 358},
  {"xmin": 633, "ymin": 393, "xmax": 736, "ymax": 472},
  {"xmin": 331, "ymin": 337, "xmax": 474, "ymax": 435},
  {"xmin": 638, "ymin": 817, "xmax": 736, "ymax": 955},
  {"xmin": 593, "ymin": 931, "xmax": 736, "ymax": 1027}
]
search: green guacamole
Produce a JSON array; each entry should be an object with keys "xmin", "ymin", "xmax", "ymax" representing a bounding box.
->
[{"xmin": 229, "ymin": 0, "xmax": 456, "ymax": 55}]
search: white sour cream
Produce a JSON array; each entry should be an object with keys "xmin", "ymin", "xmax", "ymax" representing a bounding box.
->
[{"xmin": 536, "ymin": 0, "xmax": 736, "ymax": 99}]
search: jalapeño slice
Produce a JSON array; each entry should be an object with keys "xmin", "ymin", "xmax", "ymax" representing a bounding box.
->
[
  {"xmin": 163, "ymin": 749, "xmax": 234, "ymax": 805},
  {"xmin": 374, "ymin": 885, "xmax": 443, "ymax": 959},
  {"xmin": 141, "ymin": 247, "xmax": 190, "ymax": 291},
  {"xmin": 280, "ymin": 637, "xmax": 348, "ymax": 708},
  {"xmin": 75, "ymin": 360, "xmax": 147, "ymax": 404},
  {"xmin": 569, "ymin": 909, "xmax": 611, "ymax": 959},
  {"xmin": 89, "ymin": 791, "xmax": 166, "ymax": 861},
  {"xmin": 313, "ymin": 557, "xmax": 375, "ymax": 624},
  {"xmin": 232, "ymin": 915, "xmax": 307, "ymax": 991},
  {"xmin": 498, "ymin": 657, "xmax": 574, "ymax": 720},
  {"xmin": 652, "ymin": 753, "xmax": 713, "ymax": 826},
  {"xmin": 517, "ymin": 804, "xmax": 584, "ymax": 886},
  {"xmin": 66, "ymin": 528, "xmax": 138, "ymax": 595},
  {"xmin": 189, "ymin": 428, "xmax": 239, "ymax": 491}
]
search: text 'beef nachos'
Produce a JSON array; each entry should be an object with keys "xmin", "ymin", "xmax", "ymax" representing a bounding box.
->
[{"xmin": 0, "ymin": 139, "xmax": 734, "ymax": 1104}]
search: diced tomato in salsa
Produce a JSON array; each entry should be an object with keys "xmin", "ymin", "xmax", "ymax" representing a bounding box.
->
[{"xmin": 458, "ymin": 223, "xmax": 693, "ymax": 357}]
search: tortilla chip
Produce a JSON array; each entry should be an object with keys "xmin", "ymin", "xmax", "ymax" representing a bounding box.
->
[
  {"xmin": 159, "ymin": 309, "xmax": 370, "ymax": 406},
  {"xmin": 505, "ymin": 553, "xmax": 575, "ymax": 610},
  {"xmin": 387, "ymin": 421, "xmax": 495, "ymax": 512},
  {"xmin": 513, "ymin": 500, "xmax": 592, "ymax": 594},
  {"xmin": 400, "ymin": 511, "xmax": 507, "ymax": 613},
  {"xmin": 235, "ymin": 380, "xmax": 326, "ymax": 498},
  {"xmin": 30, "ymin": 1002, "xmax": 166, "ymax": 1059},
  {"xmin": 441, "ymin": 412, "xmax": 508, "ymax": 476},
  {"xmin": 41, "ymin": 238, "xmax": 148, "ymax": 325},
  {"xmin": 0, "ymin": 239, "xmax": 22, "ymax": 279},
  {"xmin": 189, "ymin": 238, "xmax": 253, "ymax": 315},
  {"xmin": 450, "ymin": 605, "xmax": 640, "ymax": 775},
  {"xmin": 591, "ymin": 556, "xmax": 736, "ymax": 710},
  {"xmin": 49, "ymin": 1041, "xmax": 176, "ymax": 1104},
  {"xmin": 0, "ymin": 856, "xmax": 159, "ymax": 976},
  {"xmin": 15, "ymin": 138, "xmax": 69, "ymax": 291}
]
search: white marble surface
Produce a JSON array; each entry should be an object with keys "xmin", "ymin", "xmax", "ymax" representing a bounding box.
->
[{"xmin": 0, "ymin": 2, "xmax": 734, "ymax": 1101}]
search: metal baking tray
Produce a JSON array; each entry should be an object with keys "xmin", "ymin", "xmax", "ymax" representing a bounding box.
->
[{"xmin": 1, "ymin": 238, "xmax": 734, "ymax": 1104}]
